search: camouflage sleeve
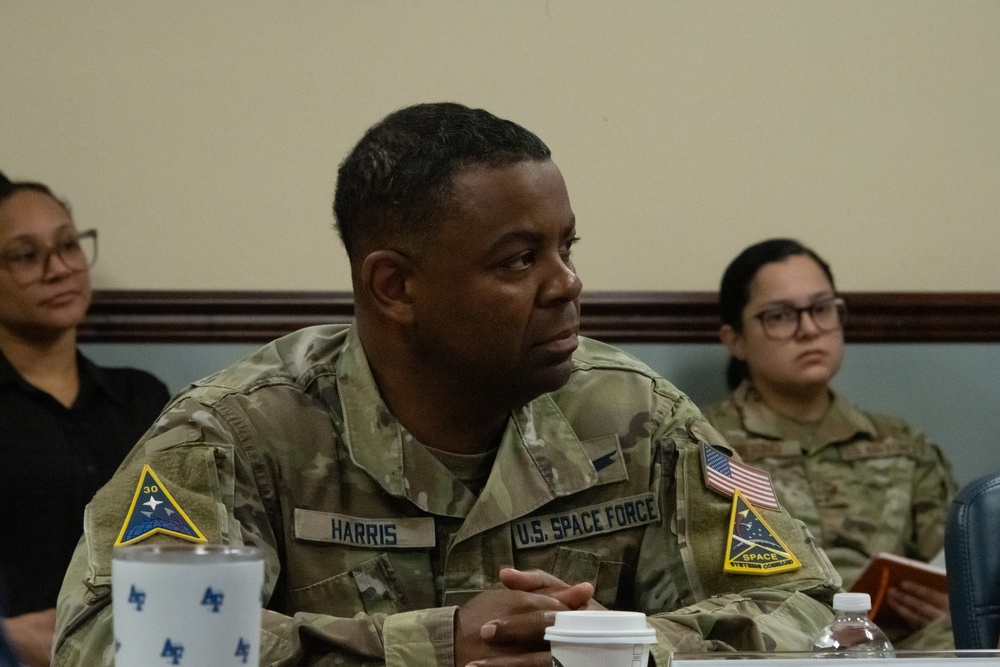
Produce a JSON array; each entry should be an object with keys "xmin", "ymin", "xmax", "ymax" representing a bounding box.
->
[
  {"xmin": 909, "ymin": 432, "xmax": 958, "ymax": 561},
  {"xmin": 52, "ymin": 398, "xmax": 456, "ymax": 667},
  {"xmin": 258, "ymin": 606, "xmax": 457, "ymax": 666},
  {"xmin": 635, "ymin": 389, "xmax": 839, "ymax": 662}
]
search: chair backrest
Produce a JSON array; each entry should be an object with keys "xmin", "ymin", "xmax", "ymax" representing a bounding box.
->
[{"xmin": 945, "ymin": 470, "xmax": 1000, "ymax": 650}]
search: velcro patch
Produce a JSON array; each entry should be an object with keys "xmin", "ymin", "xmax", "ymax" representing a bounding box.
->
[
  {"xmin": 513, "ymin": 492, "xmax": 659, "ymax": 549},
  {"xmin": 702, "ymin": 444, "xmax": 780, "ymax": 511},
  {"xmin": 579, "ymin": 435, "xmax": 628, "ymax": 485},
  {"xmin": 115, "ymin": 464, "xmax": 207, "ymax": 547},
  {"xmin": 294, "ymin": 508, "xmax": 436, "ymax": 549},
  {"xmin": 723, "ymin": 490, "xmax": 801, "ymax": 575}
]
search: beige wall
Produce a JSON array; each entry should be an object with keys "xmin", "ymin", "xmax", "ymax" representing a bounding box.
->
[{"xmin": 3, "ymin": 1, "xmax": 998, "ymax": 292}]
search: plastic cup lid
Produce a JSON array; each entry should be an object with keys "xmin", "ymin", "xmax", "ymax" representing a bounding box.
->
[{"xmin": 544, "ymin": 611, "xmax": 657, "ymax": 645}]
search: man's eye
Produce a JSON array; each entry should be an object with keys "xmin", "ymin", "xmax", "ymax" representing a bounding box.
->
[
  {"xmin": 504, "ymin": 252, "xmax": 534, "ymax": 270},
  {"xmin": 560, "ymin": 236, "xmax": 580, "ymax": 259}
]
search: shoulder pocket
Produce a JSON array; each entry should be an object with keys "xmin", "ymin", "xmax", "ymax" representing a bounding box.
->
[{"xmin": 85, "ymin": 443, "xmax": 227, "ymax": 585}]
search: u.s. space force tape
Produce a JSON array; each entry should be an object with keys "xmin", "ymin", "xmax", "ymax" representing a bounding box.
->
[{"xmin": 512, "ymin": 492, "xmax": 660, "ymax": 549}]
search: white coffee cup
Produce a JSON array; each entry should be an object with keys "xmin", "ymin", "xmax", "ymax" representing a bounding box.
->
[
  {"xmin": 544, "ymin": 610, "xmax": 657, "ymax": 667},
  {"xmin": 112, "ymin": 544, "xmax": 264, "ymax": 667}
]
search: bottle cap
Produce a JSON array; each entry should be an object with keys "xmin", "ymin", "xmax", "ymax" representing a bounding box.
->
[{"xmin": 832, "ymin": 592, "xmax": 872, "ymax": 612}]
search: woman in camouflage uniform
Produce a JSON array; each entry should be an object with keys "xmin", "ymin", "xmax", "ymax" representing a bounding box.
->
[{"xmin": 703, "ymin": 238, "xmax": 957, "ymax": 649}]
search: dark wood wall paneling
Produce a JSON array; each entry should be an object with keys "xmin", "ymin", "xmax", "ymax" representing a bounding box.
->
[{"xmin": 79, "ymin": 291, "xmax": 1000, "ymax": 345}]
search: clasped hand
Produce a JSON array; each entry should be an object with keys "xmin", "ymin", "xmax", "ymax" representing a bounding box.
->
[{"xmin": 454, "ymin": 568, "xmax": 605, "ymax": 667}]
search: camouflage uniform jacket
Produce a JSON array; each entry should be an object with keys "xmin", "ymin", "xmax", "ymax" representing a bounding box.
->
[
  {"xmin": 54, "ymin": 326, "xmax": 840, "ymax": 667},
  {"xmin": 704, "ymin": 381, "xmax": 957, "ymax": 589}
]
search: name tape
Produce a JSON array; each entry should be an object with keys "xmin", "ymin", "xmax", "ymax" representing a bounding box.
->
[
  {"xmin": 513, "ymin": 492, "xmax": 660, "ymax": 549},
  {"xmin": 294, "ymin": 508, "xmax": 436, "ymax": 549}
]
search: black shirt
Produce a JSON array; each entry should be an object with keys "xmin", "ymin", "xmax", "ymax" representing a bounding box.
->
[{"xmin": 0, "ymin": 350, "xmax": 169, "ymax": 616}]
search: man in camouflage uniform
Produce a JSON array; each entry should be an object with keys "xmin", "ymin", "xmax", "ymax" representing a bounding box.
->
[
  {"xmin": 53, "ymin": 103, "xmax": 840, "ymax": 666},
  {"xmin": 705, "ymin": 381, "xmax": 957, "ymax": 647}
]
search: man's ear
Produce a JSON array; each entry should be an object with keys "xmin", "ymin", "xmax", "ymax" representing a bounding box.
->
[
  {"xmin": 719, "ymin": 324, "xmax": 745, "ymax": 360},
  {"xmin": 360, "ymin": 250, "xmax": 416, "ymax": 325}
]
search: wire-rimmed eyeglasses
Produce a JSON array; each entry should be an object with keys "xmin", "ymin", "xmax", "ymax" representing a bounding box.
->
[
  {"xmin": 752, "ymin": 296, "xmax": 847, "ymax": 341},
  {"xmin": 0, "ymin": 229, "xmax": 98, "ymax": 286}
]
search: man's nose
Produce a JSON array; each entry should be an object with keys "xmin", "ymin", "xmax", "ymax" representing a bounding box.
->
[{"xmin": 540, "ymin": 258, "xmax": 582, "ymax": 305}]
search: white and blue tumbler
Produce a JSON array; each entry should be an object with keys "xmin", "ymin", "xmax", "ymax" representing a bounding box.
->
[{"xmin": 112, "ymin": 544, "xmax": 264, "ymax": 667}]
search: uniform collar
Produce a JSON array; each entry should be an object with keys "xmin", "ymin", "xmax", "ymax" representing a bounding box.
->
[
  {"xmin": 336, "ymin": 325, "xmax": 600, "ymax": 523},
  {"xmin": 734, "ymin": 380, "xmax": 878, "ymax": 453}
]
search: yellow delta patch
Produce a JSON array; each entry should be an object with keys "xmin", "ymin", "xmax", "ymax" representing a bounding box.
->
[
  {"xmin": 723, "ymin": 489, "xmax": 801, "ymax": 575},
  {"xmin": 114, "ymin": 464, "xmax": 207, "ymax": 547}
]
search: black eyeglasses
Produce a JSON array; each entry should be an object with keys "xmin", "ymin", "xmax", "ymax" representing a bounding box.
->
[
  {"xmin": 751, "ymin": 296, "xmax": 847, "ymax": 340},
  {"xmin": 0, "ymin": 229, "xmax": 98, "ymax": 286}
]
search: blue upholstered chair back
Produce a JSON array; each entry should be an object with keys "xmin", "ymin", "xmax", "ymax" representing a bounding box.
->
[{"xmin": 945, "ymin": 470, "xmax": 1000, "ymax": 650}]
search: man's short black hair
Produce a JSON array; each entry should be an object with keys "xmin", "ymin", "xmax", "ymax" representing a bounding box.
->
[{"xmin": 333, "ymin": 102, "xmax": 551, "ymax": 262}]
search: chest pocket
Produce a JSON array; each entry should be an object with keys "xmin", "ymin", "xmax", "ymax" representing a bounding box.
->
[
  {"xmin": 286, "ymin": 551, "xmax": 436, "ymax": 617},
  {"xmin": 286, "ymin": 508, "xmax": 439, "ymax": 616},
  {"xmin": 551, "ymin": 546, "xmax": 628, "ymax": 609},
  {"xmin": 818, "ymin": 440, "xmax": 921, "ymax": 555},
  {"xmin": 511, "ymin": 544, "xmax": 630, "ymax": 610}
]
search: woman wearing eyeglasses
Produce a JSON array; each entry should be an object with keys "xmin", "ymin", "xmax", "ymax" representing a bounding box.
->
[
  {"xmin": 703, "ymin": 238, "xmax": 957, "ymax": 650},
  {"xmin": 0, "ymin": 176, "xmax": 169, "ymax": 667}
]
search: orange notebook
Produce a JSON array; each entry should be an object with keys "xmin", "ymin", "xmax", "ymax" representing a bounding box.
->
[{"xmin": 849, "ymin": 552, "xmax": 948, "ymax": 627}]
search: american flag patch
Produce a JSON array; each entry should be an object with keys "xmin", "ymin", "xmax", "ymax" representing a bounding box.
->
[{"xmin": 702, "ymin": 444, "xmax": 780, "ymax": 511}]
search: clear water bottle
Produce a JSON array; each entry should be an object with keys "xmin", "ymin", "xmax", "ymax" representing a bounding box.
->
[{"xmin": 811, "ymin": 593, "xmax": 895, "ymax": 658}]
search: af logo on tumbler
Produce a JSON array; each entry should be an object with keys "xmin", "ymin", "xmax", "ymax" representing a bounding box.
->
[{"xmin": 112, "ymin": 545, "xmax": 264, "ymax": 666}]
